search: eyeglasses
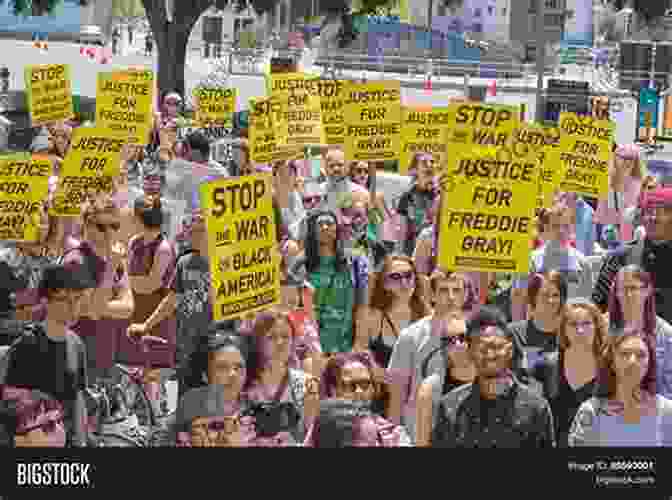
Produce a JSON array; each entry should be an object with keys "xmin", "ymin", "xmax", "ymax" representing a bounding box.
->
[
  {"xmin": 385, "ymin": 271, "xmax": 415, "ymax": 282},
  {"xmin": 17, "ymin": 415, "xmax": 64, "ymax": 435},
  {"xmin": 339, "ymin": 379, "xmax": 374, "ymax": 393}
]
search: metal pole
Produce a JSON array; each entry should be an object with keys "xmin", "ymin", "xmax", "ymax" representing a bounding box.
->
[
  {"xmin": 427, "ymin": 0, "xmax": 434, "ymax": 54},
  {"xmin": 534, "ymin": 0, "xmax": 546, "ymax": 123}
]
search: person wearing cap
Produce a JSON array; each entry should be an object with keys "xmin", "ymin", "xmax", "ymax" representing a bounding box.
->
[
  {"xmin": 2, "ymin": 263, "xmax": 96, "ymax": 446},
  {"xmin": 431, "ymin": 306, "xmax": 555, "ymax": 448},
  {"xmin": 594, "ymin": 143, "xmax": 643, "ymax": 243},
  {"xmin": 593, "ymin": 185, "xmax": 672, "ymax": 326}
]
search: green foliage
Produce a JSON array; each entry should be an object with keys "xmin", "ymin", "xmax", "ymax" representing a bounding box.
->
[{"xmin": 112, "ymin": 0, "xmax": 145, "ymax": 19}]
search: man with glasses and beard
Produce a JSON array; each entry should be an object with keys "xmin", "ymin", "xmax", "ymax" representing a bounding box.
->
[
  {"xmin": 431, "ymin": 306, "xmax": 555, "ymax": 448},
  {"xmin": 594, "ymin": 187, "xmax": 672, "ymax": 326}
]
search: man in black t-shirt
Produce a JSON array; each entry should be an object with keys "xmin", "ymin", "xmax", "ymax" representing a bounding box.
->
[{"xmin": 3, "ymin": 264, "xmax": 95, "ymax": 447}]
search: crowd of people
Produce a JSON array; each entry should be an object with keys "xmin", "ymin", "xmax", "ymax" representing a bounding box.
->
[{"xmin": 1, "ymin": 88, "xmax": 672, "ymax": 448}]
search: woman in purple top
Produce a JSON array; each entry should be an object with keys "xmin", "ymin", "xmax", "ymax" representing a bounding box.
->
[
  {"xmin": 65, "ymin": 195, "xmax": 134, "ymax": 382},
  {"xmin": 568, "ymin": 328, "xmax": 672, "ymax": 446}
]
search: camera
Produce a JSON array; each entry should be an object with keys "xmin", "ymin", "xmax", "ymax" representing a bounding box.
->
[{"xmin": 244, "ymin": 401, "xmax": 300, "ymax": 438}]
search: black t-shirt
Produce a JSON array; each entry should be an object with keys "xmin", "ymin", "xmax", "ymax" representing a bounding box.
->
[{"xmin": 4, "ymin": 326, "xmax": 88, "ymax": 445}]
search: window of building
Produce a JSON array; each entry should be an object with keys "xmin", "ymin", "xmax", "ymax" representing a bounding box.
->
[
  {"xmin": 472, "ymin": 22, "xmax": 483, "ymax": 33},
  {"xmin": 502, "ymin": 7, "xmax": 507, "ymax": 16},
  {"xmin": 474, "ymin": 8, "xmax": 482, "ymax": 17},
  {"xmin": 544, "ymin": 13, "xmax": 564, "ymax": 26},
  {"xmin": 488, "ymin": 6, "xmax": 494, "ymax": 16}
]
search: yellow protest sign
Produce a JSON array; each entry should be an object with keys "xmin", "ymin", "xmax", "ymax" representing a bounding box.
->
[
  {"xmin": 194, "ymin": 87, "xmax": 237, "ymax": 128},
  {"xmin": 445, "ymin": 102, "xmax": 520, "ymax": 151},
  {"xmin": 400, "ymin": 106, "xmax": 452, "ymax": 174},
  {"xmin": 248, "ymin": 96, "xmax": 288, "ymax": 164},
  {"xmin": 24, "ymin": 64, "xmax": 74, "ymax": 127},
  {"xmin": 201, "ymin": 175, "xmax": 281, "ymax": 320},
  {"xmin": 548, "ymin": 113, "xmax": 613, "ymax": 198},
  {"xmin": 317, "ymin": 80, "xmax": 348, "ymax": 145},
  {"xmin": 96, "ymin": 69, "xmax": 154, "ymax": 145},
  {"xmin": 343, "ymin": 80, "xmax": 401, "ymax": 161},
  {"xmin": 0, "ymin": 153, "xmax": 51, "ymax": 242},
  {"xmin": 268, "ymin": 72, "xmax": 325, "ymax": 146},
  {"xmin": 437, "ymin": 147, "xmax": 537, "ymax": 273},
  {"xmin": 50, "ymin": 128, "xmax": 124, "ymax": 217}
]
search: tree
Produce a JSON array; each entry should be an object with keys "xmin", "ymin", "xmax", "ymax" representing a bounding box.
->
[
  {"xmin": 0, "ymin": 0, "xmax": 91, "ymax": 17},
  {"xmin": 141, "ymin": 0, "xmax": 278, "ymax": 99},
  {"xmin": 112, "ymin": 0, "xmax": 145, "ymax": 21}
]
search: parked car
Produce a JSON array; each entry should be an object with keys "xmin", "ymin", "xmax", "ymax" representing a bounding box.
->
[{"xmin": 78, "ymin": 25, "xmax": 105, "ymax": 46}]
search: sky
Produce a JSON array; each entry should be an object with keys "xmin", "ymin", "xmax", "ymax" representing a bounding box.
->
[{"xmin": 0, "ymin": 0, "xmax": 81, "ymax": 33}]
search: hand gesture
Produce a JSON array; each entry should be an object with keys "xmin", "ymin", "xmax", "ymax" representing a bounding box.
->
[{"xmin": 127, "ymin": 322, "xmax": 148, "ymax": 339}]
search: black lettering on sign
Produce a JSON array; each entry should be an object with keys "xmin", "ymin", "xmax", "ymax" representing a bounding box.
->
[
  {"xmin": 558, "ymin": 152, "xmax": 608, "ymax": 172},
  {"xmin": 461, "ymin": 236, "xmax": 513, "ymax": 256},
  {"xmin": 101, "ymin": 79, "xmax": 150, "ymax": 95},
  {"xmin": 446, "ymin": 211, "xmax": 530, "ymax": 234},
  {"xmin": 347, "ymin": 124, "xmax": 400, "ymax": 137},
  {"xmin": 455, "ymin": 105, "xmax": 512, "ymax": 128},
  {"xmin": 234, "ymin": 215, "xmax": 270, "ymax": 241},
  {"xmin": 560, "ymin": 116, "xmax": 612, "ymax": 141},
  {"xmin": 452, "ymin": 158, "xmax": 535, "ymax": 182},
  {"xmin": 472, "ymin": 129, "xmax": 508, "ymax": 147},
  {"xmin": 406, "ymin": 111, "xmax": 451, "ymax": 125},
  {"xmin": 471, "ymin": 186, "xmax": 512, "ymax": 207},
  {"xmin": 357, "ymin": 138, "xmax": 391, "ymax": 150},
  {"xmin": 80, "ymin": 157, "xmax": 106, "ymax": 173},
  {"xmin": 416, "ymin": 128, "xmax": 440, "ymax": 139},
  {"xmin": 403, "ymin": 143, "xmax": 446, "ymax": 154},
  {"xmin": 232, "ymin": 245, "xmax": 272, "ymax": 271},
  {"xmin": 288, "ymin": 124, "xmax": 314, "ymax": 136},
  {"xmin": 251, "ymin": 99, "xmax": 281, "ymax": 117},
  {"xmin": 210, "ymin": 180, "xmax": 267, "ymax": 217},
  {"xmin": 288, "ymin": 94, "xmax": 308, "ymax": 107},
  {"xmin": 0, "ymin": 200, "xmax": 41, "ymax": 214},
  {"xmin": 113, "ymin": 96, "xmax": 137, "ymax": 109},
  {"xmin": 345, "ymin": 89, "xmax": 400, "ymax": 104},
  {"xmin": 71, "ymin": 136, "xmax": 125, "ymax": 154},
  {"xmin": 0, "ymin": 214, "xmax": 25, "ymax": 229},
  {"xmin": 316, "ymin": 80, "xmax": 344, "ymax": 98},
  {"xmin": 31, "ymin": 65, "xmax": 65, "ymax": 83},
  {"xmin": 42, "ymin": 80, "xmax": 66, "ymax": 93},
  {"xmin": 565, "ymin": 169, "xmax": 597, "ymax": 186},
  {"xmin": 572, "ymin": 140, "xmax": 599, "ymax": 155},
  {"xmin": 284, "ymin": 111, "xmax": 320, "ymax": 122},
  {"xmin": 0, "ymin": 182, "xmax": 29, "ymax": 195},
  {"xmin": 322, "ymin": 101, "xmax": 342, "ymax": 114},
  {"xmin": 196, "ymin": 88, "xmax": 235, "ymax": 100},
  {"xmin": 216, "ymin": 268, "xmax": 276, "ymax": 298},
  {"xmin": 0, "ymin": 161, "xmax": 50, "ymax": 177},
  {"xmin": 360, "ymin": 108, "xmax": 386, "ymax": 121}
]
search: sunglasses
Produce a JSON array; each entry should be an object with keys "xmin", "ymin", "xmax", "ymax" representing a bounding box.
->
[
  {"xmin": 18, "ymin": 415, "xmax": 64, "ymax": 435},
  {"xmin": 385, "ymin": 271, "xmax": 414, "ymax": 282},
  {"xmin": 192, "ymin": 416, "xmax": 240, "ymax": 435},
  {"xmin": 340, "ymin": 379, "xmax": 374, "ymax": 393}
]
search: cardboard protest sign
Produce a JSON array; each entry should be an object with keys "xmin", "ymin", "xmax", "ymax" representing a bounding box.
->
[
  {"xmin": 268, "ymin": 72, "xmax": 325, "ymax": 146},
  {"xmin": 0, "ymin": 153, "xmax": 51, "ymax": 241},
  {"xmin": 505, "ymin": 123, "xmax": 561, "ymax": 209},
  {"xmin": 343, "ymin": 80, "xmax": 401, "ymax": 161},
  {"xmin": 193, "ymin": 87, "xmax": 237, "ymax": 129},
  {"xmin": 96, "ymin": 69, "xmax": 154, "ymax": 145},
  {"xmin": 24, "ymin": 64, "xmax": 74, "ymax": 127},
  {"xmin": 50, "ymin": 128, "xmax": 124, "ymax": 217},
  {"xmin": 248, "ymin": 96, "xmax": 288, "ymax": 164},
  {"xmin": 548, "ymin": 113, "xmax": 613, "ymax": 198},
  {"xmin": 201, "ymin": 175, "xmax": 280, "ymax": 320},
  {"xmin": 446, "ymin": 102, "xmax": 519, "ymax": 145},
  {"xmin": 400, "ymin": 106, "xmax": 452, "ymax": 175},
  {"xmin": 317, "ymin": 80, "xmax": 348, "ymax": 145},
  {"xmin": 437, "ymin": 146, "xmax": 537, "ymax": 274}
]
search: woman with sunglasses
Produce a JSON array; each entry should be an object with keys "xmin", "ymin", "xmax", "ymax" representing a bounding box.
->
[
  {"xmin": 0, "ymin": 389, "xmax": 66, "ymax": 447},
  {"xmin": 315, "ymin": 352, "xmax": 411, "ymax": 446},
  {"xmin": 594, "ymin": 143, "xmax": 643, "ymax": 243},
  {"xmin": 568, "ymin": 328, "xmax": 672, "ymax": 446},
  {"xmin": 348, "ymin": 160, "xmax": 387, "ymax": 229},
  {"xmin": 537, "ymin": 299, "xmax": 607, "ymax": 446},
  {"xmin": 608, "ymin": 265, "xmax": 672, "ymax": 400},
  {"xmin": 66, "ymin": 195, "xmax": 135, "ymax": 384},
  {"xmin": 288, "ymin": 210, "xmax": 369, "ymax": 355},
  {"xmin": 244, "ymin": 308, "xmax": 319, "ymax": 444},
  {"xmin": 367, "ymin": 255, "xmax": 431, "ymax": 369}
]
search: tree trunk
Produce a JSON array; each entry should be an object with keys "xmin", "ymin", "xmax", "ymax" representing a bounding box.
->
[{"xmin": 155, "ymin": 23, "xmax": 191, "ymax": 97}]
